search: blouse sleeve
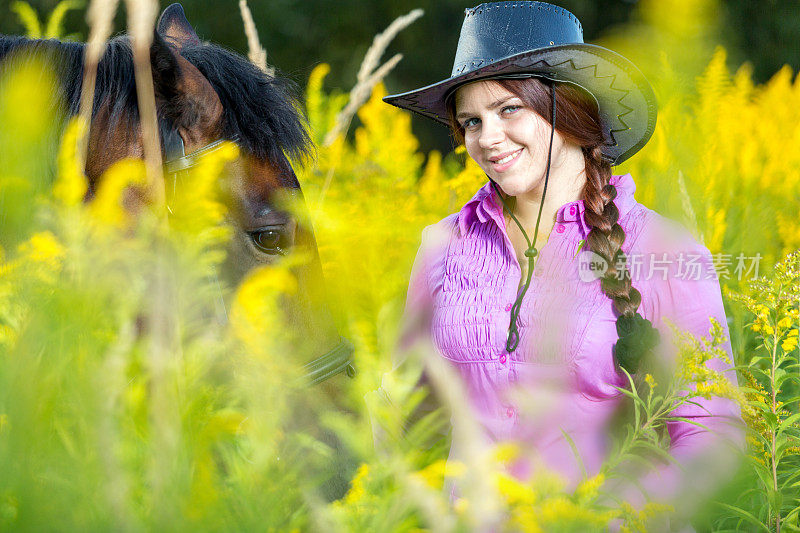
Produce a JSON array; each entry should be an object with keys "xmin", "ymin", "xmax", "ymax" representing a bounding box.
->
[
  {"xmin": 625, "ymin": 218, "xmax": 745, "ymax": 511},
  {"xmin": 394, "ymin": 218, "xmax": 454, "ymax": 364},
  {"xmin": 369, "ymin": 219, "xmax": 453, "ymax": 449}
]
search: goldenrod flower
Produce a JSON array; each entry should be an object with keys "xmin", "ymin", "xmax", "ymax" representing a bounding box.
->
[
  {"xmin": 17, "ymin": 231, "xmax": 66, "ymax": 270},
  {"xmin": 53, "ymin": 118, "xmax": 87, "ymax": 207}
]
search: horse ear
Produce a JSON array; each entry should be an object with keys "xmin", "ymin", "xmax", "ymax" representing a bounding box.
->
[
  {"xmin": 150, "ymin": 31, "xmax": 182, "ymax": 102},
  {"xmin": 157, "ymin": 3, "xmax": 201, "ymax": 48},
  {"xmin": 150, "ymin": 30, "xmax": 223, "ymax": 142}
]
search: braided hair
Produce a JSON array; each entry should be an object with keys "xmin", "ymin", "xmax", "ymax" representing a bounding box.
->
[{"xmin": 447, "ymin": 77, "xmax": 658, "ymax": 373}]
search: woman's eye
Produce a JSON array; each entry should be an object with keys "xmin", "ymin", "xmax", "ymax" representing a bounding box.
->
[
  {"xmin": 249, "ymin": 229, "xmax": 288, "ymax": 255},
  {"xmin": 462, "ymin": 117, "xmax": 479, "ymax": 129},
  {"xmin": 502, "ymin": 105, "xmax": 521, "ymax": 115}
]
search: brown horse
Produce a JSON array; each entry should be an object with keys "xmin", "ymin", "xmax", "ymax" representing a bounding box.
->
[{"xmin": 0, "ymin": 4, "xmax": 353, "ymax": 383}]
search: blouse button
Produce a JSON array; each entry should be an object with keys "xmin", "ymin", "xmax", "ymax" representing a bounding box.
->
[
  {"xmin": 506, "ymin": 406, "xmax": 515, "ymax": 418},
  {"xmin": 504, "ymin": 303, "xmax": 512, "ymax": 312},
  {"xmin": 556, "ymin": 224, "xmax": 565, "ymax": 233},
  {"xmin": 499, "ymin": 354, "xmax": 507, "ymax": 364},
  {"xmin": 569, "ymin": 205, "xmax": 576, "ymax": 216}
]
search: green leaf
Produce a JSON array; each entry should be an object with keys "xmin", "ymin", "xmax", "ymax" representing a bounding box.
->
[
  {"xmin": 679, "ymin": 398, "xmax": 710, "ymax": 412},
  {"xmin": 777, "ymin": 412, "xmax": 800, "ymax": 440},
  {"xmin": 44, "ymin": 0, "xmax": 85, "ymax": 39},
  {"xmin": 784, "ymin": 503, "xmax": 800, "ymax": 523},
  {"xmin": 743, "ymin": 361, "xmax": 771, "ymax": 376},
  {"xmin": 780, "ymin": 465, "xmax": 800, "ymax": 485},
  {"xmin": 781, "ymin": 394, "xmax": 800, "ymax": 407},
  {"xmin": 747, "ymin": 430, "xmax": 773, "ymax": 451},
  {"xmin": 618, "ymin": 452, "xmax": 657, "ymax": 471},
  {"xmin": 738, "ymin": 385, "xmax": 766, "ymax": 396},
  {"xmin": 748, "ymin": 459, "xmax": 775, "ymax": 491},
  {"xmin": 613, "ymin": 386, "xmax": 644, "ymax": 404},
  {"xmin": 749, "ymin": 402, "xmax": 773, "ymax": 416},
  {"xmin": 762, "ymin": 411, "xmax": 779, "ymax": 428},
  {"xmin": 775, "ymin": 432, "xmax": 789, "ymax": 460},
  {"xmin": 716, "ymin": 502, "xmax": 771, "ymax": 532},
  {"xmin": 775, "ymin": 367, "xmax": 793, "ymax": 389},
  {"xmin": 560, "ymin": 428, "xmax": 588, "ymax": 480},
  {"xmin": 768, "ymin": 488, "xmax": 783, "ymax": 513},
  {"xmin": 10, "ymin": 1, "xmax": 42, "ymax": 38},
  {"xmin": 662, "ymin": 416, "xmax": 711, "ymax": 431}
]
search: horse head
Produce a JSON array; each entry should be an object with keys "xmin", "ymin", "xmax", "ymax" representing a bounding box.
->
[
  {"xmin": 157, "ymin": 4, "xmax": 352, "ymax": 384},
  {"xmin": 1, "ymin": 4, "xmax": 353, "ymax": 385}
]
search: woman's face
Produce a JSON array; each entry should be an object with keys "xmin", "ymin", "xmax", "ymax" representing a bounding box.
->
[{"xmin": 454, "ymin": 80, "xmax": 573, "ymax": 198}]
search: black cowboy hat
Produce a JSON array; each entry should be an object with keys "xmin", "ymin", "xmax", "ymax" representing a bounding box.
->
[{"xmin": 383, "ymin": 1, "xmax": 657, "ymax": 166}]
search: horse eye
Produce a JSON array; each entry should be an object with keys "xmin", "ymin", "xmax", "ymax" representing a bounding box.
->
[{"xmin": 249, "ymin": 229, "xmax": 288, "ymax": 255}]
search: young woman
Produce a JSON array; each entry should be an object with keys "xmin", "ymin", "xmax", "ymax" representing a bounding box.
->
[{"xmin": 383, "ymin": 0, "xmax": 742, "ymax": 517}]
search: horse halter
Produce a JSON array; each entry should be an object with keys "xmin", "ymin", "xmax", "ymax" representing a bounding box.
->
[{"xmin": 162, "ymin": 131, "xmax": 356, "ymax": 385}]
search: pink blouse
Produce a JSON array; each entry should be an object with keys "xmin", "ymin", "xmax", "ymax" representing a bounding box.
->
[{"xmin": 405, "ymin": 173, "xmax": 742, "ymax": 502}]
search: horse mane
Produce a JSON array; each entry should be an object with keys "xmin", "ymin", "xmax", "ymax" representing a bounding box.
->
[
  {"xmin": 0, "ymin": 35, "xmax": 84, "ymax": 116},
  {"xmin": 180, "ymin": 42, "xmax": 312, "ymax": 170},
  {"xmin": 0, "ymin": 34, "xmax": 312, "ymax": 173}
]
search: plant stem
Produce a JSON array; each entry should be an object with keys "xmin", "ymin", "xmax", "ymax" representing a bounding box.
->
[
  {"xmin": 602, "ymin": 387, "xmax": 676, "ymax": 479},
  {"xmin": 770, "ymin": 329, "xmax": 781, "ymax": 533}
]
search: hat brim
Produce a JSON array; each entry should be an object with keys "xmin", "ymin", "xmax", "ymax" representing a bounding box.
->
[{"xmin": 383, "ymin": 43, "xmax": 657, "ymax": 166}]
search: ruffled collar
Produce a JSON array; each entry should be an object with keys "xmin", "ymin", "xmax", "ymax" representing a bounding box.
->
[{"xmin": 457, "ymin": 173, "xmax": 638, "ymax": 237}]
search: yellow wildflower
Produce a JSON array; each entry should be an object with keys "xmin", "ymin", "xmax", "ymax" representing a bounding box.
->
[
  {"xmin": 494, "ymin": 471, "xmax": 536, "ymax": 506},
  {"xmin": 17, "ymin": 231, "xmax": 66, "ymax": 270},
  {"xmin": 445, "ymin": 460, "xmax": 467, "ymax": 479},
  {"xmin": 342, "ymin": 463, "xmax": 369, "ymax": 505},
  {"xmin": 87, "ymin": 159, "xmax": 147, "ymax": 228},
  {"xmin": 644, "ymin": 373, "xmax": 657, "ymax": 390},
  {"xmin": 494, "ymin": 442, "xmax": 521, "ymax": 465},
  {"xmin": 53, "ymin": 118, "xmax": 87, "ymax": 207},
  {"xmin": 231, "ymin": 265, "xmax": 298, "ymax": 329},
  {"xmin": 619, "ymin": 501, "xmax": 675, "ymax": 533},
  {"xmin": 414, "ymin": 459, "xmax": 446, "ymax": 489},
  {"xmin": 575, "ymin": 473, "xmax": 605, "ymax": 502},
  {"xmin": 168, "ymin": 140, "xmax": 238, "ymax": 235},
  {"xmin": 782, "ymin": 330, "xmax": 798, "ymax": 352}
]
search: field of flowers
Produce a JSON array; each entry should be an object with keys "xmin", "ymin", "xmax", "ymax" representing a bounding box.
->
[{"xmin": 1, "ymin": 0, "xmax": 799, "ymax": 531}]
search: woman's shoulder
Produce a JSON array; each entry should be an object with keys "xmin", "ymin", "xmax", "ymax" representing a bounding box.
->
[
  {"xmin": 621, "ymin": 203, "xmax": 722, "ymax": 318},
  {"xmin": 624, "ymin": 203, "xmax": 711, "ymax": 260},
  {"xmin": 419, "ymin": 213, "xmax": 459, "ymax": 248},
  {"xmin": 419, "ymin": 182, "xmax": 495, "ymax": 246}
]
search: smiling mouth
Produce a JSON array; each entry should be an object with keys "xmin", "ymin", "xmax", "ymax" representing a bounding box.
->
[{"xmin": 490, "ymin": 148, "xmax": 522, "ymax": 168}]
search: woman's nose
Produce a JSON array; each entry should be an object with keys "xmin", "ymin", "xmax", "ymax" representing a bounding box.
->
[{"xmin": 478, "ymin": 118, "xmax": 504, "ymax": 148}]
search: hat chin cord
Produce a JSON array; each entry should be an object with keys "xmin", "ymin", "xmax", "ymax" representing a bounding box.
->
[{"xmin": 489, "ymin": 82, "xmax": 557, "ymax": 354}]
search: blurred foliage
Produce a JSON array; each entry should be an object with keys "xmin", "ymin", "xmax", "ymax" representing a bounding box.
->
[
  {"xmin": 1, "ymin": 0, "xmax": 799, "ymax": 155},
  {"xmin": 1, "ymin": 0, "xmax": 800, "ymax": 530},
  {"xmin": 9, "ymin": 0, "xmax": 83, "ymax": 39}
]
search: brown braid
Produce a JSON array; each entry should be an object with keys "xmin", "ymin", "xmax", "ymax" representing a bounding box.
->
[
  {"xmin": 446, "ymin": 77, "xmax": 658, "ymax": 372},
  {"xmin": 581, "ymin": 144, "xmax": 641, "ymax": 318}
]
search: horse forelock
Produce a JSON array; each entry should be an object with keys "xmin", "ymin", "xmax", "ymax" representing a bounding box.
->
[{"xmin": 178, "ymin": 42, "xmax": 313, "ymax": 176}]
